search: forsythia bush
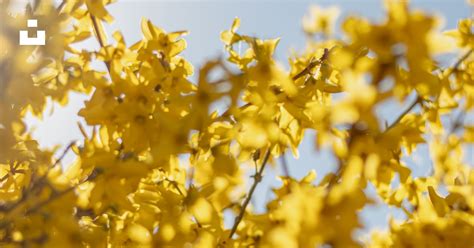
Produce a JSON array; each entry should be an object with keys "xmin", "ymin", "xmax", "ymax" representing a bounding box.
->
[{"xmin": 1, "ymin": 0, "xmax": 473, "ymax": 247}]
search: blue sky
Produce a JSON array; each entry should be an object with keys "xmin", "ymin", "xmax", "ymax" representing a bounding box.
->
[{"xmin": 25, "ymin": 0, "xmax": 472, "ymax": 237}]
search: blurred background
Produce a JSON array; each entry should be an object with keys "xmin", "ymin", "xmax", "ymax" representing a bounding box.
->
[{"xmin": 17, "ymin": 0, "xmax": 472, "ymax": 238}]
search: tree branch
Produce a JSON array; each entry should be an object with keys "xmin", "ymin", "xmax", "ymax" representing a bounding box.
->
[
  {"xmin": 384, "ymin": 95, "xmax": 421, "ymax": 133},
  {"xmin": 445, "ymin": 49, "xmax": 473, "ymax": 77},
  {"xmin": 228, "ymin": 148, "xmax": 272, "ymax": 239},
  {"xmin": 0, "ymin": 142, "xmax": 76, "ymax": 213},
  {"xmin": 56, "ymin": 0, "xmax": 66, "ymax": 12},
  {"xmin": 279, "ymin": 153, "xmax": 290, "ymax": 177},
  {"xmin": 328, "ymin": 95, "xmax": 421, "ymax": 188},
  {"xmin": 292, "ymin": 48, "xmax": 329, "ymax": 81},
  {"xmin": 90, "ymin": 15, "xmax": 111, "ymax": 73}
]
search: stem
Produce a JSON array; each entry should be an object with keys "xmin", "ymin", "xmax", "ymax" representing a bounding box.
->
[
  {"xmin": 25, "ymin": 187, "xmax": 75, "ymax": 215},
  {"xmin": 445, "ymin": 49, "xmax": 473, "ymax": 77},
  {"xmin": 52, "ymin": 141, "xmax": 76, "ymax": 168},
  {"xmin": 91, "ymin": 16, "xmax": 106, "ymax": 48},
  {"xmin": 279, "ymin": 153, "xmax": 290, "ymax": 177},
  {"xmin": 384, "ymin": 95, "xmax": 420, "ymax": 133},
  {"xmin": 33, "ymin": 141, "xmax": 75, "ymax": 189},
  {"xmin": 292, "ymin": 48, "xmax": 329, "ymax": 81},
  {"xmin": 329, "ymin": 95, "xmax": 420, "ymax": 188},
  {"xmin": 90, "ymin": 15, "xmax": 111, "ymax": 73},
  {"xmin": 0, "ymin": 142, "xmax": 76, "ymax": 213},
  {"xmin": 56, "ymin": 0, "xmax": 66, "ymax": 12},
  {"xmin": 25, "ymin": 171, "xmax": 93, "ymax": 216},
  {"xmin": 228, "ymin": 148, "xmax": 272, "ymax": 239}
]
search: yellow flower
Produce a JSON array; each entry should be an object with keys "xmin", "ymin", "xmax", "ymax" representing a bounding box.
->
[
  {"xmin": 1, "ymin": 0, "xmax": 473, "ymax": 247},
  {"xmin": 445, "ymin": 18, "xmax": 474, "ymax": 48},
  {"xmin": 303, "ymin": 6, "xmax": 340, "ymax": 36}
]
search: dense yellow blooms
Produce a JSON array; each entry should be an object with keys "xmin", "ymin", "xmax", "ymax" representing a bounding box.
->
[{"xmin": 0, "ymin": 0, "xmax": 473, "ymax": 247}]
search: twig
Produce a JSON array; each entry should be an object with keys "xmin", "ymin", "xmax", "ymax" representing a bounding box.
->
[
  {"xmin": 279, "ymin": 153, "xmax": 290, "ymax": 177},
  {"xmin": 0, "ymin": 142, "xmax": 76, "ymax": 213},
  {"xmin": 0, "ymin": 162, "xmax": 20, "ymax": 184},
  {"xmin": 90, "ymin": 15, "xmax": 111, "ymax": 73},
  {"xmin": 325, "ymin": 49, "xmax": 469, "ymax": 191},
  {"xmin": 0, "ymin": 173, "xmax": 9, "ymax": 184},
  {"xmin": 329, "ymin": 96, "xmax": 420, "ymax": 188},
  {"xmin": 164, "ymin": 179, "xmax": 185, "ymax": 196},
  {"xmin": 56, "ymin": 0, "xmax": 66, "ymax": 12},
  {"xmin": 25, "ymin": 171, "xmax": 94, "ymax": 215},
  {"xmin": 228, "ymin": 148, "xmax": 272, "ymax": 239},
  {"xmin": 90, "ymin": 16, "xmax": 107, "ymax": 48},
  {"xmin": 292, "ymin": 48, "xmax": 329, "ymax": 81},
  {"xmin": 327, "ymin": 159, "xmax": 343, "ymax": 188},
  {"xmin": 52, "ymin": 141, "xmax": 76, "ymax": 168},
  {"xmin": 444, "ymin": 49, "xmax": 473, "ymax": 77},
  {"xmin": 33, "ymin": 141, "xmax": 76, "ymax": 188},
  {"xmin": 25, "ymin": 186, "xmax": 75, "ymax": 215},
  {"xmin": 383, "ymin": 95, "xmax": 421, "ymax": 133}
]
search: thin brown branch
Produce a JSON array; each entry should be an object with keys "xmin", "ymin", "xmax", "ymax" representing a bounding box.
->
[
  {"xmin": 292, "ymin": 48, "xmax": 329, "ymax": 81},
  {"xmin": 0, "ymin": 162, "xmax": 19, "ymax": 184},
  {"xmin": 384, "ymin": 95, "xmax": 421, "ymax": 133},
  {"xmin": 32, "ymin": 141, "xmax": 76, "ymax": 188},
  {"xmin": 279, "ymin": 153, "xmax": 290, "ymax": 177},
  {"xmin": 0, "ymin": 174, "xmax": 10, "ymax": 184},
  {"xmin": 56, "ymin": 0, "xmax": 66, "ymax": 12},
  {"xmin": 25, "ymin": 186, "xmax": 75, "ymax": 215},
  {"xmin": 228, "ymin": 148, "xmax": 272, "ymax": 239},
  {"xmin": 52, "ymin": 141, "xmax": 76, "ymax": 168},
  {"xmin": 327, "ymin": 158, "xmax": 343, "ymax": 188},
  {"xmin": 329, "ymin": 95, "xmax": 420, "ymax": 188},
  {"xmin": 90, "ymin": 16, "xmax": 107, "ymax": 48},
  {"xmin": 445, "ymin": 49, "xmax": 473, "ymax": 77},
  {"xmin": 0, "ymin": 142, "xmax": 76, "ymax": 213},
  {"xmin": 165, "ymin": 179, "xmax": 185, "ymax": 196},
  {"xmin": 22, "ymin": 167, "xmax": 100, "ymax": 216},
  {"xmin": 25, "ymin": 170, "xmax": 95, "ymax": 216},
  {"xmin": 90, "ymin": 15, "xmax": 111, "ymax": 73}
]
